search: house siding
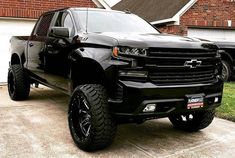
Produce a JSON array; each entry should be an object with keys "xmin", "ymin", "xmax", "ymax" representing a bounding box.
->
[
  {"xmin": 157, "ymin": 0, "xmax": 235, "ymax": 36},
  {"xmin": 0, "ymin": 0, "xmax": 96, "ymax": 19}
]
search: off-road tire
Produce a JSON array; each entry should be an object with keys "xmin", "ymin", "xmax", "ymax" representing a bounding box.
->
[
  {"xmin": 169, "ymin": 110, "xmax": 215, "ymax": 132},
  {"xmin": 221, "ymin": 60, "xmax": 232, "ymax": 81},
  {"xmin": 68, "ymin": 84, "xmax": 117, "ymax": 151},
  {"xmin": 7, "ymin": 65, "xmax": 30, "ymax": 100}
]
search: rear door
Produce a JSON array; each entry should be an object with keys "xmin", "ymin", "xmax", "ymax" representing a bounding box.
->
[{"xmin": 26, "ymin": 13, "xmax": 55, "ymax": 81}]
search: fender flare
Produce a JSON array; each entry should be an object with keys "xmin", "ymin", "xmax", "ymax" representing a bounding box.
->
[{"xmin": 69, "ymin": 57, "xmax": 108, "ymax": 91}]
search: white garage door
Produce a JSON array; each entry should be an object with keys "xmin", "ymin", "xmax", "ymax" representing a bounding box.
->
[
  {"xmin": 188, "ymin": 28, "xmax": 235, "ymax": 42},
  {"xmin": 0, "ymin": 18, "xmax": 36, "ymax": 83}
]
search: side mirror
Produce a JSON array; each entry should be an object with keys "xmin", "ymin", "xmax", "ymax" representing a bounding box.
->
[{"xmin": 49, "ymin": 27, "xmax": 69, "ymax": 38}]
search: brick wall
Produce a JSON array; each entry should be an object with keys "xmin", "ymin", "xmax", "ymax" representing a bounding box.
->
[
  {"xmin": 157, "ymin": 0, "xmax": 235, "ymax": 36},
  {"xmin": 0, "ymin": 0, "xmax": 96, "ymax": 19}
]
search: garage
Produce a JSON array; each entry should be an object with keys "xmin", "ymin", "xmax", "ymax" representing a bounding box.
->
[
  {"xmin": 188, "ymin": 27, "xmax": 235, "ymax": 42},
  {"xmin": 0, "ymin": 18, "xmax": 35, "ymax": 82}
]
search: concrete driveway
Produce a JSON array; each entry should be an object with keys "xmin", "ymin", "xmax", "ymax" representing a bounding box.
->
[{"xmin": 0, "ymin": 85, "xmax": 235, "ymax": 158}]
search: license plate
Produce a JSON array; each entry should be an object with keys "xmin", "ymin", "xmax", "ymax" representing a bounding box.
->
[{"xmin": 187, "ymin": 95, "xmax": 204, "ymax": 109}]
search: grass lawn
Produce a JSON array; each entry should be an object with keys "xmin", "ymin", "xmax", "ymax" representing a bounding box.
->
[{"xmin": 216, "ymin": 82, "xmax": 235, "ymax": 122}]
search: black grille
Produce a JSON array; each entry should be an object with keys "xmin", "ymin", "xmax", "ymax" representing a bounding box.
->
[
  {"xmin": 148, "ymin": 48, "xmax": 217, "ymax": 58},
  {"xmin": 149, "ymin": 69, "xmax": 216, "ymax": 85},
  {"xmin": 146, "ymin": 48, "xmax": 218, "ymax": 85}
]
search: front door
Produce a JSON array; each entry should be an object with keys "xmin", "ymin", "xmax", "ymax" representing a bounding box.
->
[{"xmin": 43, "ymin": 12, "xmax": 76, "ymax": 91}]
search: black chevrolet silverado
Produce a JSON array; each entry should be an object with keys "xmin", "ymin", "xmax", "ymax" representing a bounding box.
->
[{"xmin": 8, "ymin": 8, "xmax": 224, "ymax": 151}]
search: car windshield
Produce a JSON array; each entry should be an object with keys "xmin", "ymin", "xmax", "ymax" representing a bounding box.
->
[{"xmin": 72, "ymin": 9, "xmax": 160, "ymax": 34}]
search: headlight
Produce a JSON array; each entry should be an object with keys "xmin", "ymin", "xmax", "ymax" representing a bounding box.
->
[{"xmin": 112, "ymin": 47, "xmax": 148, "ymax": 57}]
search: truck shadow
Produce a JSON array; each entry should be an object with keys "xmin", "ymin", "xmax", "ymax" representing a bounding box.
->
[{"xmin": 103, "ymin": 120, "xmax": 209, "ymax": 155}]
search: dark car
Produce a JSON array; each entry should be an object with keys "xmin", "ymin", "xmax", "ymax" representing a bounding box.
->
[
  {"xmin": 214, "ymin": 41, "xmax": 235, "ymax": 81},
  {"xmin": 8, "ymin": 8, "xmax": 223, "ymax": 151}
]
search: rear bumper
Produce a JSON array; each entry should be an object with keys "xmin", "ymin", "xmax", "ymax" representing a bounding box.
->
[{"xmin": 109, "ymin": 79, "xmax": 223, "ymax": 122}]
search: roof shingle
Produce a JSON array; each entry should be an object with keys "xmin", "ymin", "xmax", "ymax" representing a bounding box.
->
[{"xmin": 112, "ymin": 0, "xmax": 190, "ymax": 22}]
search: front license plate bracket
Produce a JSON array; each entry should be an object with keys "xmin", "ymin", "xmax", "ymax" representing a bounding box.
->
[{"xmin": 186, "ymin": 94, "xmax": 205, "ymax": 109}]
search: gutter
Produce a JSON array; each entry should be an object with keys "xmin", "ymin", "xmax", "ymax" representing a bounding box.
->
[
  {"xmin": 92, "ymin": 0, "xmax": 112, "ymax": 10},
  {"xmin": 0, "ymin": 16, "xmax": 37, "ymax": 21},
  {"xmin": 151, "ymin": 18, "xmax": 175, "ymax": 25},
  {"xmin": 92, "ymin": 0, "xmax": 103, "ymax": 8}
]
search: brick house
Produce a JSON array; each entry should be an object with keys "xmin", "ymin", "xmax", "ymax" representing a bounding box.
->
[
  {"xmin": 112, "ymin": 0, "xmax": 235, "ymax": 42},
  {"xmin": 0, "ymin": 0, "xmax": 99, "ymax": 82}
]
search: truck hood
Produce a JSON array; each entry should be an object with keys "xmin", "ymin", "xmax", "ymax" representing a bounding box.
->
[{"xmin": 84, "ymin": 32, "xmax": 217, "ymax": 50}]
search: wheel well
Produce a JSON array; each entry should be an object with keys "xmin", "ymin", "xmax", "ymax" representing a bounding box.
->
[
  {"xmin": 11, "ymin": 53, "xmax": 21, "ymax": 65},
  {"xmin": 10, "ymin": 53, "xmax": 26, "ymax": 66},
  {"xmin": 71, "ymin": 58, "xmax": 106, "ymax": 90}
]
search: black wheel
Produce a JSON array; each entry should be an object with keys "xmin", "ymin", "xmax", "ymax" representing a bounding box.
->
[
  {"xmin": 7, "ymin": 65, "xmax": 30, "ymax": 100},
  {"xmin": 68, "ymin": 84, "xmax": 117, "ymax": 151},
  {"xmin": 221, "ymin": 60, "xmax": 232, "ymax": 81},
  {"xmin": 169, "ymin": 110, "xmax": 215, "ymax": 132}
]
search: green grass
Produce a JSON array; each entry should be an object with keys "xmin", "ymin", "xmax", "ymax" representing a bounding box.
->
[{"xmin": 216, "ymin": 82, "xmax": 235, "ymax": 122}]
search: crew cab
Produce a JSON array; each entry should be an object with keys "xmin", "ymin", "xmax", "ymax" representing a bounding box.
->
[{"xmin": 8, "ymin": 8, "xmax": 224, "ymax": 151}]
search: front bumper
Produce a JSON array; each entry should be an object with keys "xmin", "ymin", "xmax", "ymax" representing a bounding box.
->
[{"xmin": 109, "ymin": 79, "xmax": 223, "ymax": 122}]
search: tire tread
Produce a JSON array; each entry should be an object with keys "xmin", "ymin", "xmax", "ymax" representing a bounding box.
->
[
  {"xmin": 69, "ymin": 84, "xmax": 116, "ymax": 151},
  {"xmin": 8, "ymin": 65, "xmax": 30, "ymax": 100}
]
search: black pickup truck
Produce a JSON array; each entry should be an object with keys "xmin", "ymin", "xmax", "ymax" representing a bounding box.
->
[
  {"xmin": 214, "ymin": 42, "xmax": 235, "ymax": 81},
  {"xmin": 8, "ymin": 8, "xmax": 223, "ymax": 151}
]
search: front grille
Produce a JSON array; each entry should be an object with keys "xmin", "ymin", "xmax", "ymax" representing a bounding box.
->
[
  {"xmin": 149, "ymin": 69, "xmax": 216, "ymax": 85},
  {"xmin": 148, "ymin": 49, "xmax": 217, "ymax": 58},
  {"xmin": 146, "ymin": 48, "xmax": 218, "ymax": 85}
]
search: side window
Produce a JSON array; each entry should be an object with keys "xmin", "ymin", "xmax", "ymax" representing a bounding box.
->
[
  {"xmin": 35, "ymin": 13, "xmax": 54, "ymax": 36},
  {"xmin": 54, "ymin": 12, "xmax": 75, "ymax": 37},
  {"xmin": 64, "ymin": 14, "xmax": 75, "ymax": 37}
]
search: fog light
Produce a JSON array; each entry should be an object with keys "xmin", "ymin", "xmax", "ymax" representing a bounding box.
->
[
  {"xmin": 119, "ymin": 71, "xmax": 148, "ymax": 78},
  {"xmin": 214, "ymin": 97, "xmax": 219, "ymax": 103},
  {"xmin": 143, "ymin": 104, "xmax": 156, "ymax": 112}
]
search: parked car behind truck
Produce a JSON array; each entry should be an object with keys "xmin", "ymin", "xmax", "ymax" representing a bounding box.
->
[
  {"xmin": 214, "ymin": 41, "xmax": 235, "ymax": 81},
  {"xmin": 8, "ymin": 8, "xmax": 224, "ymax": 151}
]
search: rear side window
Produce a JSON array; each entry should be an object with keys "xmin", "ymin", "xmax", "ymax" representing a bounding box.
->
[{"xmin": 35, "ymin": 13, "xmax": 54, "ymax": 36}]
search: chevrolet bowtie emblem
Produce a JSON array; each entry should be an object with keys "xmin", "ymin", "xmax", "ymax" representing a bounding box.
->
[{"xmin": 184, "ymin": 59, "xmax": 202, "ymax": 69}]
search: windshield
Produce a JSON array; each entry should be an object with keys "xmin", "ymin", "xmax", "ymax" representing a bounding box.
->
[{"xmin": 72, "ymin": 10, "xmax": 160, "ymax": 34}]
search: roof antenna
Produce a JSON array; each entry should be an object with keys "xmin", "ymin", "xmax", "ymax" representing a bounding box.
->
[{"xmin": 85, "ymin": 8, "xmax": 88, "ymax": 33}]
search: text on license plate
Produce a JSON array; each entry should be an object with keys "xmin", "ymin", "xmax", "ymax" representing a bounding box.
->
[{"xmin": 187, "ymin": 97, "xmax": 204, "ymax": 109}]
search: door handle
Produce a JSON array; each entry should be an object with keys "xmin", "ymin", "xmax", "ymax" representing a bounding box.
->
[{"xmin": 29, "ymin": 43, "xmax": 34, "ymax": 47}]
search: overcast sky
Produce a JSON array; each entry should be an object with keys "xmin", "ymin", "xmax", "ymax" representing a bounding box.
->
[{"xmin": 104, "ymin": 0, "xmax": 121, "ymax": 7}]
